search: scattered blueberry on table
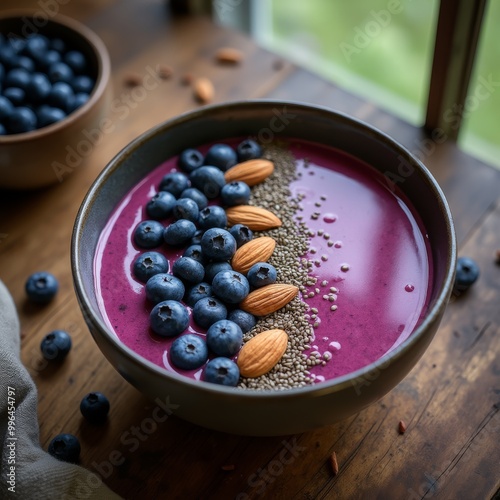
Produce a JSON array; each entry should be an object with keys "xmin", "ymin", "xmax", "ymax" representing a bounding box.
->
[
  {"xmin": 80, "ymin": 392, "xmax": 110, "ymax": 424},
  {"xmin": 47, "ymin": 433, "xmax": 81, "ymax": 463},
  {"xmin": 25, "ymin": 271, "xmax": 59, "ymax": 304},
  {"xmin": 0, "ymin": 33, "xmax": 94, "ymax": 135},
  {"xmin": 40, "ymin": 330, "xmax": 72, "ymax": 361},
  {"xmin": 454, "ymin": 256, "xmax": 480, "ymax": 293}
]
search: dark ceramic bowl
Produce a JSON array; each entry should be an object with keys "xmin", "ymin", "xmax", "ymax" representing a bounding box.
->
[
  {"xmin": 0, "ymin": 11, "xmax": 111, "ymax": 189},
  {"xmin": 72, "ymin": 100, "xmax": 456, "ymax": 436}
]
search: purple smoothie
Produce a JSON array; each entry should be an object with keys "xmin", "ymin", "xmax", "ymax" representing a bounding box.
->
[{"xmin": 94, "ymin": 139, "xmax": 432, "ymax": 383}]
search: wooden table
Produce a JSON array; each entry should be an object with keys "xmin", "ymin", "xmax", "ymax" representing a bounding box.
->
[{"xmin": 1, "ymin": 1, "xmax": 499, "ymax": 498}]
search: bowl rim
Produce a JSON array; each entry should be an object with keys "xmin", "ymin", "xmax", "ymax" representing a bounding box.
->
[
  {"xmin": 0, "ymin": 9, "xmax": 111, "ymax": 143},
  {"xmin": 72, "ymin": 99, "xmax": 457, "ymax": 400}
]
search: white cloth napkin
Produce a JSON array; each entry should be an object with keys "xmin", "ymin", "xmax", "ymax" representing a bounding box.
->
[{"xmin": 0, "ymin": 280, "xmax": 121, "ymax": 499}]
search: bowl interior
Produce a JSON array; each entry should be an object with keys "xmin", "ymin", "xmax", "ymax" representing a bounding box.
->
[{"xmin": 75, "ymin": 101, "xmax": 454, "ymax": 331}]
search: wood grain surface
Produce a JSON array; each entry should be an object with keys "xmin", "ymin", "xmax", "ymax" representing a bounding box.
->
[{"xmin": 1, "ymin": 1, "xmax": 499, "ymax": 499}]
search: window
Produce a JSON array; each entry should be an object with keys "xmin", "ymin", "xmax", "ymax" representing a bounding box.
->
[{"xmin": 213, "ymin": 0, "xmax": 500, "ymax": 168}]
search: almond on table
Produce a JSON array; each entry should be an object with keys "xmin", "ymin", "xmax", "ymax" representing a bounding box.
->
[
  {"xmin": 193, "ymin": 77, "xmax": 214, "ymax": 103},
  {"xmin": 215, "ymin": 47, "xmax": 243, "ymax": 64}
]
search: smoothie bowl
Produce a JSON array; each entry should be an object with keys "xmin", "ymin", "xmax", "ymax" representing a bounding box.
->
[{"xmin": 72, "ymin": 100, "xmax": 456, "ymax": 436}]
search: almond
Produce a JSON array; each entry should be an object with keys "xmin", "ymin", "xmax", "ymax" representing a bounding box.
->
[
  {"xmin": 240, "ymin": 284, "xmax": 299, "ymax": 316},
  {"xmin": 215, "ymin": 47, "xmax": 243, "ymax": 64},
  {"xmin": 226, "ymin": 205, "xmax": 281, "ymax": 231},
  {"xmin": 224, "ymin": 159, "xmax": 274, "ymax": 186},
  {"xmin": 194, "ymin": 77, "xmax": 214, "ymax": 103},
  {"xmin": 237, "ymin": 329, "xmax": 288, "ymax": 377},
  {"xmin": 231, "ymin": 236, "xmax": 276, "ymax": 273}
]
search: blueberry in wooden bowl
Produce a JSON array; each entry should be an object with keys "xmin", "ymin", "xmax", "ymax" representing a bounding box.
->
[{"xmin": 0, "ymin": 10, "xmax": 111, "ymax": 189}]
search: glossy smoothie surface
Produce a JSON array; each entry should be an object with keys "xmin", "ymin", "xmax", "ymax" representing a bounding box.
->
[{"xmin": 94, "ymin": 139, "xmax": 432, "ymax": 383}]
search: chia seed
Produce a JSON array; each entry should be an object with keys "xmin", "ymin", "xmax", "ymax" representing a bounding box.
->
[{"xmin": 237, "ymin": 143, "xmax": 320, "ymax": 391}]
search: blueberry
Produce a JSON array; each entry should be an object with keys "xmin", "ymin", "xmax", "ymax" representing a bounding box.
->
[
  {"xmin": 183, "ymin": 244, "xmax": 206, "ymax": 265},
  {"xmin": 25, "ymin": 271, "xmax": 58, "ymax": 303},
  {"xmin": 48, "ymin": 81, "xmax": 75, "ymax": 112},
  {"xmin": 172, "ymin": 197, "xmax": 199, "ymax": 222},
  {"xmin": 229, "ymin": 224, "xmax": 253, "ymax": 248},
  {"xmin": 48, "ymin": 434, "xmax": 80, "ymax": 463},
  {"xmin": 6, "ymin": 106, "xmax": 37, "ymax": 134},
  {"xmin": 193, "ymin": 297, "xmax": 227, "ymax": 329},
  {"xmin": 198, "ymin": 205, "xmax": 227, "ymax": 230},
  {"xmin": 172, "ymin": 256, "xmax": 205, "ymax": 284},
  {"xmin": 3, "ymin": 87, "xmax": 25, "ymax": 106},
  {"xmin": 212, "ymin": 270, "xmax": 250, "ymax": 303},
  {"xmin": 204, "ymin": 357, "xmax": 240, "ymax": 386},
  {"xmin": 180, "ymin": 187, "xmax": 208, "ymax": 210},
  {"xmin": 145, "ymin": 273, "xmax": 185, "ymax": 304},
  {"xmin": 204, "ymin": 261, "xmax": 232, "ymax": 284},
  {"xmin": 0, "ymin": 95, "xmax": 14, "ymax": 121},
  {"xmin": 163, "ymin": 219, "xmax": 197, "ymax": 246},
  {"xmin": 37, "ymin": 105, "xmax": 66, "ymax": 127},
  {"xmin": 184, "ymin": 282, "xmax": 213, "ymax": 307},
  {"xmin": 133, "ymin": 220, "xmax": 165, "ymax": 248},
  {"xmin": 36, "ymin": 49, "xmax": 61, "ymax": 71},
  {"xmin": 206, "ymin": 319, "xmax": 243, "ymax": 357},
  {"xmin": 247, "ymin": 262, "xmax": 277, "ymax": 288},
  {"xmin": 189, "ymin": 166, "xmax": 226, "ymax": 199},
  {"xmin": 159, "ymin": 172, "xmax": 190, "ymax": 197},
  {"xmin": 150, "ymin": 300, "xmax": 189, "ymax": 337},
  {"xmin": 177, "ymin": 148, "xmax": 204, "ymax": 173},
  {"xmin": 146, "ymin": 191, "xmax": 176, "ymax": 219},
  {"xmin": 64, "ymin": 50, "xmax": 87, "ymax": 73},
  {"xmin": 22, "ymin": 35, "xmax": 49, "ymax": 59},
  {"xmin": 200, "ymin": 228, "xmax": 236, "ymax": 261},
  {"xmin": 170, "ymin": 333, "xmax": 208, "ymax": 370},
  {"xmin": 221, "ymin": 181, "xmax": 251, "ymax": 206},
  {"xmin": 0, "ymin": 43, "xmax": 17, "ymax": 67},
  {"xmin": 204, "ymin": 143, "xmax": 237, "ymax": 172},
  {"xmin": 236, "ymin": 138, "xmax": 262, "ymax": 162},
  {"xmin": 68, "ymin": 92, "xmax": 89, "ymax": 112},
  {"xmin": 227, "ymin": 309, "xmax": 256, "ymax": 333},
  {"xmin": 5, "ymin": 68, "xmax": 31, "ymax": 90},
  {"xmin": 50, "ymin": 38, "xmax": 66, "ymax": 53},
  {"xmin": 190, "ymin": 229, "xmax": 205, "ymax": 246},
  {"xmin": 80, "ymin": 392, "xmax": 110, "ymax": 424},
  {"xmin": 40, "ymin": 330, "xmax": 72, "ymax": 361},
  {"xmin": 72, "ymin": 75, "xmax": 94, "ymax": 94},
  {"xmin": 26, "ymin": 73, "xmax": 52, "ymax": 103},
  {"xmin": 133, "ymin": 251, "xmax": 169, "ymax": 283},
  {"xmin": 454, "ymin": 257, "xmax": 480, "ymax": 292},
  {"xmin": 48, "ymin": 61, "xmax": 74, "ymax": 83},
  {"xmin": 13, "ymin": 55, "xmax": 35, "ymax": 72}
]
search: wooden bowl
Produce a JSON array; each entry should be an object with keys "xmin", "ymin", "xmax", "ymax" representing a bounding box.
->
[{"xmin": 0, "ymin": 11, "xmax": 111, "ymax": 189}]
